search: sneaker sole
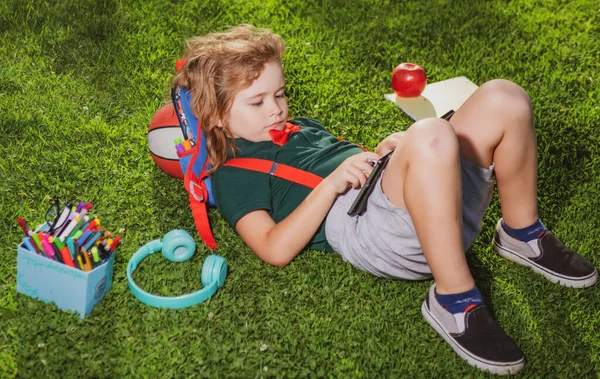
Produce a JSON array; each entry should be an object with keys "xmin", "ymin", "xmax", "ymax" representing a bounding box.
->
[
  {"xmin": 421, "ymin": 301, "xmax": 525, "ymax": 375},
  {"xmin": 493, "ymin": 240, "xmax": 599, "ymax": 288}
]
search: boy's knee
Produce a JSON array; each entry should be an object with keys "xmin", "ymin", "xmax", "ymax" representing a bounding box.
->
[
  {"xmin": 407, "ymin": 119, "xmax": 459, "ymax": 161},
  {"xmin": 479, "ymin": 79, "xmax": 532, "ymax": 121}
]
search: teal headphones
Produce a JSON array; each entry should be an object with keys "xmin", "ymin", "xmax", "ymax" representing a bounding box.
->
[{"xmin": 127, "ymin": 229, "xmax": 227, "ymax": 309}]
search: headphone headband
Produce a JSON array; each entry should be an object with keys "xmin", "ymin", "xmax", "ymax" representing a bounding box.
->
[{"xmin": 126, "ymin": 229, "xmax": 227, "ymax": 309}]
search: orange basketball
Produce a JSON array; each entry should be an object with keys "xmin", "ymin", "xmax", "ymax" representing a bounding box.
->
[{"xmin": 148, "ymin": 102, "xmax": 184, "ymax": 179}]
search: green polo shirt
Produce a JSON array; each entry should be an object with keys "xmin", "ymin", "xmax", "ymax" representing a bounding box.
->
[{"xmin": 212, "ymin": 117, "xmax": 365, "ymax": 251}]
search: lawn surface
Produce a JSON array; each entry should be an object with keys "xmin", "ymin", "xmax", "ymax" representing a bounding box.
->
[{"xmin": 1, "ymin": 0, "xmax": 599, "ymax": 377}]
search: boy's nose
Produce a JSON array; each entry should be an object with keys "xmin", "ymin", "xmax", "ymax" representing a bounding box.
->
[{"xmin": 269, "ymin": 101, "xmax": 283, "ymax": 116}]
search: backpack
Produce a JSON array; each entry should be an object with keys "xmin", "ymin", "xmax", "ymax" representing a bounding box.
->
[{"xmin": 170, "ymin": 86, "xmax": 324, "ymax": 249}]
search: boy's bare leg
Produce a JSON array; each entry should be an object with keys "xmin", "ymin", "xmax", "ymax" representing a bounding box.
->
[
  {"xmin": 449, "ymin": 79, "xmax": 538, "ymax": 228},
  {"xmin": 381, "ymin": 118, "xmax": 475, "ymax": 295},
  {"xmin": 380, "ymin": 80, "xmax": 537, "ymax": 295},
  {"xmin": 381, "ymin": 85, "xmax": 528, "ymax": 373},
  {"xmin": 450, "ymin": 79, "xmax": 598, "ymax": 288}
]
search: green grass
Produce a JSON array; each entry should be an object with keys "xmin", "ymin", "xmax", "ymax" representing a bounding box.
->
[{"xmin": 1, "ymin": 0, "xmax": 599, "ymax": 377}]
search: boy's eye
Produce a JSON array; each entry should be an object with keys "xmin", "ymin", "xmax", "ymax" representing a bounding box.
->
[
  {"xmin": 276, "ymin": 92, "xmax": 285, "ymax": 98},
  {"xmin": 251, "ymin": 100, "xmax": 263, "ymax": 107}
]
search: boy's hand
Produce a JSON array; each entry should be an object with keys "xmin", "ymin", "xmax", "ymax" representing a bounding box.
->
[
  {"xmin": 375, "ymin": 132, "xmax": 405, "ymax": 156},
  {"xmin": 324, "ymin": 152, "xmax": 381, "ymax": 194}
]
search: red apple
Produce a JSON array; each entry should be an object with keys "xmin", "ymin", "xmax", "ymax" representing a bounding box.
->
[{"xmin": 391, "ymin": 62, "xmax": 427, "ymax": 98}]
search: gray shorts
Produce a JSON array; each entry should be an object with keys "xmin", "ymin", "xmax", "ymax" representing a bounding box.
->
[{"xmin": 325, "ymin": 158, "xmax": 495, "ymax": 280}]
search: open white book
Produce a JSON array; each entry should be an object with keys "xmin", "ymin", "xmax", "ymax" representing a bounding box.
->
[{"xmin": 384, "ymin": 76, "xmax": 479, "ymax": 121}]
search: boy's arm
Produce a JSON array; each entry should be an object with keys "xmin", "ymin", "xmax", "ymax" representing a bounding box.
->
[
  {"xmin": 235, "ymin": 182, "xmax": 338, "ymax": 266},
  {"xmin": 235, "ymin": 151, "xmax": 380, "ymax": 266}
]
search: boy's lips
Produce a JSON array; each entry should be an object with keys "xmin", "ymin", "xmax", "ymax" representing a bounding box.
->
[{"xmin": 267, "ymin": 120, "xmax": 285, "ymax": 130}]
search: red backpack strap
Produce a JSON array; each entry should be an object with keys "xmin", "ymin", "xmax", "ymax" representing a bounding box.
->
[
  {"xmin": 183, "ymin": 146, "xmax": 219, "ymax": 249},
  {"xmin": 224, "ymin": 158, "xmax": 323, "ymax": 189},
  {"xmin": 186, "ymin": 157, "xmax": 323, "ymax": 250},
  {"xmin": 188, "ymin": 192, "xmax": 217, "ymax": 249}
]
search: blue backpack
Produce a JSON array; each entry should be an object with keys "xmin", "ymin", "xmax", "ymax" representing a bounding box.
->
[{"xmin": 170, "ymin": 86, "xmax": 323, "ymax": 249}]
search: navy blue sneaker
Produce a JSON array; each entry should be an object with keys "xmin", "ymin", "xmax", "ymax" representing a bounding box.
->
[
  {"xmin": 493, "ymin": 219, "xmax": 598, "ymax": 288},
  {"xmin": 422, "ymin": 284, "xmax": 525, "ymax": 375}
]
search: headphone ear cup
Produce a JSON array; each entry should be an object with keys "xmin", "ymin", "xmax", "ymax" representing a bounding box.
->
[
  {"xmin": 201, "ymin": 254, "xmax": 227, "ymax": 289},
  {"xmin": 161, "ymin": 229, "xmax": 196, "ymax": 262}
]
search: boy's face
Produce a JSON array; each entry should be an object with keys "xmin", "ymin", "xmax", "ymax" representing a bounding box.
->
[{"xmin": 225, "ymin": 60, "xmax": 288, "ymax": 142}]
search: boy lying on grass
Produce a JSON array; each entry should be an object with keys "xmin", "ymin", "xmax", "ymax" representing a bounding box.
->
[{"xmin": 171, "ymin": 24, "xmax": 597, "ymax": 375}]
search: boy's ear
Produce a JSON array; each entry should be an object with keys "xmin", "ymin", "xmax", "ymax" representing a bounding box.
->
[{"xmin": 217, "ymin": 116, "xmax": 229, "ymax": 129}]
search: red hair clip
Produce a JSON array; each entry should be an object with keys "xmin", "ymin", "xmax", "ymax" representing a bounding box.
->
[{"xmin": 175, "ymin": 58, "xmax": 186, "ymax": 72}]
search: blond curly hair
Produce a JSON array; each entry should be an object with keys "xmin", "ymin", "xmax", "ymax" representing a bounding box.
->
[{"xmin": 171, "ymin": 24, "xmax": 285, "ymax": 172}]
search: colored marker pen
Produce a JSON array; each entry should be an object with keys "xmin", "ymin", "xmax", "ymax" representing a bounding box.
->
[
  {"xmin": 76, "ymin": 254, "xmax": 85, "ymax": 270},
  {"xmin": 37, "ymin": 232, "xmax": 47, "ymax": 248},
  {"xmin": 74, "ymin": 239, "xmax": 80, "ymax": 259},
  {"xmin": 71, "ymin": 230, "xmax": 83, "ymax": 240},
  {"xmin": 55, "ymin": 212, "xmax": 77, "ymax": 237},
  {"xmin": 182, "ymin": 139, "xmax": 192, "ymax": 150},
  {"xmin": 79, "ymin": 221, "xmax": 90, "ymax": 232},
  {"xmin": 99, "ymin": 231, "xmax": 111, "ymax": 245},
  {"xmin": 58, "ymin": 216, "xmax": 80, "ymax": 241},
  {"xmin": 83, "ymin": 218, "xmax": 100, "ymax": 233},
  {"xmin": 30, "ymin": 233, "xmax": 43, "ymax": 252},
  {"xmin": 41, "ymin": 239, "xmax": 59, "ymax": 261},
  {"xmin": 80, "ymin": 247, "xmax": 93, "ymax": 271},
  {"xmin": 66, "ymin": 237, "xmax": 77, "ymax": 260},
  {"xmin": 17, "ymin": 217, "xmax": 32, "ymax": 236},
  {"xmin": 175, "ymin": 143, "xmax": 186, "ymax": 154},
  {"xmin": 53, "ymin": 238, "xmax": 75, "ymax": 268},
  {"xmin": 77, "ymin": 229, "xmax": 93, "ymax": 247},
  {"xmin": 68, "ymin": 215, "xmax": 89, "ymax": 238},
  {"xmin": 108, "ymin": 235, "xmax": 121, "ymax": 254},
  {"xmin": 103, "ymin": 238, "xmax": 113, "ymax": 253},
  {"xmin": 75, "ymin": 201, "xmax": 85, "ymax": 213},
  {"xmin": 47, "ymin": 237, "xmax": 64, "ymax": 263},
  {"xmin": 22, "ymin": 237, "xmax": 37, "ymax": 253},
  {"xmin": 91, "ymin": 246, "xmax": 101, "ymax": 265},
  {"xmin": 83, "ymin": 231, "xmax": 102, "ymax": 251},
  {"xmin": 79, "ymin": 203, "xmax": 93, "ymax": 220},
  {"xmin": 28, "ymin": 236, "xmax": 41, "ymax": 254}
]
